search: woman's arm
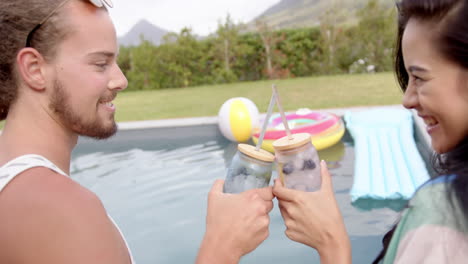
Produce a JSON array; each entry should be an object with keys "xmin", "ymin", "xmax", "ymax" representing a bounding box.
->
[{"xmin": 274, "ymin": 160, "xmax": 352, "ymax": 264}]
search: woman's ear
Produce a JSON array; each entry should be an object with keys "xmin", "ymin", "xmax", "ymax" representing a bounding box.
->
[{"xmin": 16, "ymin": 48, "xmax": 48, "ymax": 91}]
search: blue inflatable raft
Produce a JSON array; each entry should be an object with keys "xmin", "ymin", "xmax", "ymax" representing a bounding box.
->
[{"xmin": 344, "ymin": 108, "xmax": 430, "ymax": 202}]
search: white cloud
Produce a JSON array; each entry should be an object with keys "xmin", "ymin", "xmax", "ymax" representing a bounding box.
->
[{"xmin": 109, "ymin": 0, "xmax": 280, "ymax": 36}]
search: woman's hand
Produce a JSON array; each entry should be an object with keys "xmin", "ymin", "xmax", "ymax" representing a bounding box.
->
[
  {"xmin": 196, "ymin": 180, "xmax": 274, "ymax": 264},
  {"xmin": 273, "ymin": 160, "xmax": 351, "ymax": 264}
]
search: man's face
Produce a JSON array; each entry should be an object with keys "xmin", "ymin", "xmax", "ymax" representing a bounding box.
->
[
  {"xmin": 46, "ymin": 1, "xmax": 128, "ymax": 139},
  {"xmin": 49, "ymin": 78, "xmax": 118, "ymax": 139}
]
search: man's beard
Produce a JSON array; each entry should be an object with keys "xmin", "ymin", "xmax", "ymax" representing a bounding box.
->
[{"xmin": 49, "ymin": 79, "xmax": 117, "ymax": 139}]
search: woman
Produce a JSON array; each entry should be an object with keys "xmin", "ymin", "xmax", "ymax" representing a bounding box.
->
[{"xmin": 274, "ymin": 0, "xmax": 468, "ymax": 263}]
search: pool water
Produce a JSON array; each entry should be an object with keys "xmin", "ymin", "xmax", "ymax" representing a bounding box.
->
[{"xmin": 72, "ymin": 125, "xmax": 403, "ymax": 264}]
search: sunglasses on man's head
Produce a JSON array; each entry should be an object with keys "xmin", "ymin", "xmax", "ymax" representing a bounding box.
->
[{"xmin": 25, "ymin": 0, "xmax": 113, "ymax": 47}]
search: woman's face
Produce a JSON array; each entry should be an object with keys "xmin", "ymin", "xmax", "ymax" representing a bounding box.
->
[{"xmin": 402, "ymin": 18, "xmax": 468, "ymax": 154}]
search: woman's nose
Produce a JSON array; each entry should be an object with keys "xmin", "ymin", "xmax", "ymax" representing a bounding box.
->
[{"xmin": 402, "ymin": 84, "xmax": 418, "ymax": 109}]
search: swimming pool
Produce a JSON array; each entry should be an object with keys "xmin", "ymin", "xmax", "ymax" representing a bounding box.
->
[{"xmin": 71, "ymin": 124, "xmax": 409, "ymax": 264}]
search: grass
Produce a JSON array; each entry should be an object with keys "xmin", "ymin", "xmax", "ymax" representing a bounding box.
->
[
  {"xmin": 114, "ymin": 72, "xmax": 403, "ymax": 122},
  {"xmin": 0, "ymin": 72, "xmax": 403, "ymax": 129}
]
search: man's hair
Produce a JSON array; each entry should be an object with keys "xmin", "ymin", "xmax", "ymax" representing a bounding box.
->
[{"xmin": 0, "ymin": 0, "xmax": 72, "ymax": 120}]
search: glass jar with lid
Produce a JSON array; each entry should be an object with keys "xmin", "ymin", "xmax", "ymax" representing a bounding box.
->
[
  {"xmin": 223, "ymin": 144, "xmax": 275, "ymax": 193},
  {"xmin": 273, "ymin": 133, "xmax": 321, "ymax": 192}
]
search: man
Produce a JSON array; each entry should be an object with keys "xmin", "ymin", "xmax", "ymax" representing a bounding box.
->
[{"xmin": 0, "ymin": 0, "xmax": 274, "ymax": 263}]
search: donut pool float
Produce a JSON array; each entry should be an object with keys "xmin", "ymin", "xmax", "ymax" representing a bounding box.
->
[{"xmin": 252, "ymin": 110, "xmax": 345, "ymax": 153}]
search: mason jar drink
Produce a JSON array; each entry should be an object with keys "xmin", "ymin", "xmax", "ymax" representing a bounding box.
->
[
  {"xmin": 273, "ymin": 133, "xmax": 321, "ymax": 192},
  {"xmin": 224, "ymin": 144, "xmax": 275, "ymax": 193}
]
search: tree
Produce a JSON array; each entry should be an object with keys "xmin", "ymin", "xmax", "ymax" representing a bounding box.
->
[
  {"xmin": 317, "ymin": 0, "xmax": 350, "ymax": 74},
  {"xmin": 211, "ymin": 14, "xmax": 244, "ymax": 83},
  {"xmin": 154, "ymin": 28, "xmax": 209, "ymax": 88},
  {"xmin": 354, "ymin": 0, "xmax": 397, "ymax": 72},
  {"xmin": 255, "ymin": 20, "xmax": 290, "ymax": 79},
  {"xmin": 117, "ymin": 46, "xmax": 131, "ymax": 79},
  {"xmin": 125, "ymin": 38, "xmax": 159, "ymax": 90},
  {"xmin": 277, "ymin": 27, "xmax": 321, "ymax": 77}
]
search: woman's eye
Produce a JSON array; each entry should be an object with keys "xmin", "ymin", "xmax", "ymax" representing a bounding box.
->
[{"xmin": 411, "ymin": 75, "xmax": 423, "ymax": 84}]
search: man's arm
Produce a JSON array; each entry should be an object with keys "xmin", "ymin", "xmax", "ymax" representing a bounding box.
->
[
  {"xmin": 0, "ymin": 167, "xmax": 131, "ymax": 264},
  {"xmin": 195, "ymin": 180, "xmax": 274, "ymax": 264}
]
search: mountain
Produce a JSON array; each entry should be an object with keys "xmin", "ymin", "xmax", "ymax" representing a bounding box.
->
[
  {"xmin": 249, "ymin": 0, "xmax": 392, "ymax": 30},
  {"xmin": 118, "ymin": 19, "xmax": 169, "ymax": 46}
]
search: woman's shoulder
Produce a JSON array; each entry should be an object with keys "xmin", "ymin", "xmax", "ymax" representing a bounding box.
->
[
  {"xmin": 417, "ymin": 174, "xmax": 456, "ymax": 189},
  {"xmin": 385, "ymin": 175, "xmax": 468, "ymax": 263},
  {"xmin": 410, "ymin": 175, "xmax": 456, "ymax": 204},
  {"xmin": 407, "ymin": 174, "xmax": 466, "ymax": 231}
]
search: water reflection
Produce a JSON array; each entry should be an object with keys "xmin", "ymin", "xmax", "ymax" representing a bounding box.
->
[
  {"xmin": 318, "ymin": 141, "xmax": 345, "ymax": 169},
  {"xmin": 352, "ymin": 198, "xmax": 408, "ymax": 212}
]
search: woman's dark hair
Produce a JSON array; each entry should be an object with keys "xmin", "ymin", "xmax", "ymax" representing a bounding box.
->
[{"xmin": 374, "ymin": 0, "xmax": 468, "ymax": 263}]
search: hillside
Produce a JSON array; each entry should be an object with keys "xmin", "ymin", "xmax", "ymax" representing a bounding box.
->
[
  {"xmin": 250, "ymin": 0, "xmax": 393, "ymax": 30},
  {"xmin": 118, "ymin": 0, "xmax": 394, "ymax": 46},
  {"xmin": 118, "ymin": 19, "xmax": 169, "ymax": 46}
]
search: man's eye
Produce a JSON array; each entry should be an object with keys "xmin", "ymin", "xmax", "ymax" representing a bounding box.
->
[{"xmin": 95, "ymin": 63, "xmax": 108, "ymax": 69}]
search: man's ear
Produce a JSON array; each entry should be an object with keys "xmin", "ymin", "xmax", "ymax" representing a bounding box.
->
[{"xmin": 16, "ymin": 48, "xmax": 49, "ymax": 91}]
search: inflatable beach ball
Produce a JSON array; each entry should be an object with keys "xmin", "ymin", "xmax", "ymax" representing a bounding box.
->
[{"xmin": 218, "ymin": 97, "xmax": 259, "ymax": 142}]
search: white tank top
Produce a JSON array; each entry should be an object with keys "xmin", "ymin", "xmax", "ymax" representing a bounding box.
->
[{"xmin": 0, "ymin": 154, "xmax": 135, "ymax": 263}]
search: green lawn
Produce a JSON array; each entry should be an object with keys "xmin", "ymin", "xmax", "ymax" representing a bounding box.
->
[
  {"xmin": 114, "ymin": 72, "xmax": 403, "ymax": 122},
  {"xmin": 0, "ymin": 72, "xmax": 403, "ymax": 129}
]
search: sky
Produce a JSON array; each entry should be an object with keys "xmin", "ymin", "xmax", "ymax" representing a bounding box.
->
[{"xmin": 109, "ymin": 0, "xmax": 281, "ymax": 37}]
